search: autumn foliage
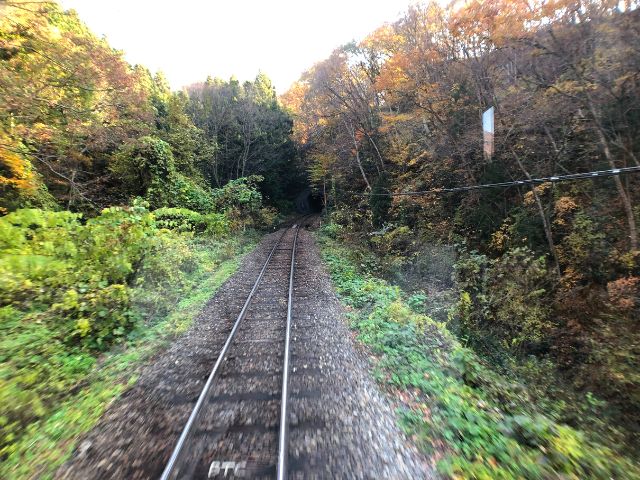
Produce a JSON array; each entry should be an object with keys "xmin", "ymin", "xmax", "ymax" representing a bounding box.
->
[{"xmin": 285, "ymin": 0, "xmax": 640, "ymax": 457}]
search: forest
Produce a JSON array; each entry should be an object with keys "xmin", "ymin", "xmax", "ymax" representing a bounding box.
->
[
  {"xmin": 282, "ymin": 0, "xmax": 640, "ymax": 476},
  {"xmin": 1, "ymin": 0, "xmax": 640, "ymax": 478},
  {"xmin": 0, "ymin": 1, "xmax": 299, "ymax": 476}
]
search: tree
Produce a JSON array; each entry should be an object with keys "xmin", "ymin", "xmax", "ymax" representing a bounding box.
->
[{"xmin": 185, "ymin": 73, "xmax": 296, "ymax": 204}]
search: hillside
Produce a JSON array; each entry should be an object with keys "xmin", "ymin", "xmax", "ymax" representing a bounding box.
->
[{"xmin": 1, "ymin": 0, "xmax": 640, "ymax": 478}]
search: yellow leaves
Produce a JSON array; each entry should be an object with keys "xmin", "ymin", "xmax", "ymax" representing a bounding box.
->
[
  {"xmin": 60, "ymin": 289, "xmax": 80, "ymax": 311},
  {"xmin": 360, "ymin": 24, "xmax": 403, "ymax": 52},
  {"xmin": 553, "ymin": 196, "xmax": 578, "ymax": 227},
  {"xmin": 49, "ymin": 25, "xmax": 62, "ymax": 40},
  {"xmin": 380, "ymin": 112, "xmax": 415, "ymax": 125},
  {"xmin": 29, "ymin": 123, "xmax": 54, "ymax": 143},
  {"xmin": 280, "ymin": 80, "xmax": 308, "ymax": 114},
  {"xmin": 523, "ymin": 182, "xmax": 552, "ymax": 206},
  {"xmin": 407, "ymin": 151, "xmax": 429, "ymax": 167},
  {"xmin": 384, "ymin": 299, "xmax": 413, "ymax": 324},
  {"xmin": 281, "ymin": 81, "xmax": 318, "ymax": 145},
  {"xmin": 545, "ymin": 80, "xmax": 598, "ymax": 96},
  {"xmin": 0, "ymin": 137, "xmax": 38, "ymax": 193},
  {"xmin": 308, "ymin": 152, "xmax": 338, "ymax": 187},
  {"xmin": 559, "ymin": 266, "xmax": 582, "ymax": 289},
  {"xmin": 75, "ymin": 318, "xmax": 91, "ymax": 337},
  {"xmin": 376, "ymin": 54, "xmax": 412, "ymax": 94},
  {"xmin": 615, "ymin": 249, "xmax": 640, "ymax": 271},
  {"xmin": 490, "ymin": 226, "xmax": 509, "ymax": 252}
]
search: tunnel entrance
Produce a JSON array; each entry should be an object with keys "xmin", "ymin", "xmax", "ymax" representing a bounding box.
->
[{"xmin": 295, "ymin": 189, "xmax": 323, "ymax": 213}]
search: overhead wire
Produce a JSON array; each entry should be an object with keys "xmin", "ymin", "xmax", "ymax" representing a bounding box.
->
[{"xmin": 350, "ymin": 166, "xmax": 640, "ymax": 197}]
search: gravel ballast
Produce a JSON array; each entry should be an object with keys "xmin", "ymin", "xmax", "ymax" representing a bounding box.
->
[{"xmin": 56, "ymin": 223, "xmax": 433, "ymax": 479}]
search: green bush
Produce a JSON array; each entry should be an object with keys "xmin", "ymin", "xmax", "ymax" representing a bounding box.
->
[
  {"xmin": 153, "ymin": 207, "xmax": 229, "ymax": 236},
  {"xmin": 0, "ymin": 204, "xmax": 200, "ymax": 458},
  {"xmin": 147, "ymin": 173, "xmax": 214, "ymax": 213},
  {"xmin": 0, "ymin": 205, "xmax": 155, "ymax": 348},
  {"xmin": 0, "ymin": 304, "xmax": 96, "ymax": 458},
  {"xmin": 318, "ymin": 227, "xmax": 639, "ymax": 479},
  {"xmin": 112, "ymin": 136, "xmax": 214, "ymax": 212},
  {"xmin": 453, "ymin": 247, "xmax": 552, "ymax": 356},
  {"xmin": 212, "ymin": 175, "xmax": 263, "ymax": 212},
  {"xmin": 0, "ymin": 200, "xmax": 257, "ymax": 472},
  {"xmin": 320, "ymin": 221, "xmax": 342, "ymax": 239},
  {"xmin": 112, "ymin": 136, "xmax": 175, "ymax": 195},
  {"xmin": 210, "ymin": 175, "xmax": 276, "ymax": 229},
  {"xmin": 0, "ymin": 206, "xmax": 149, "ymax": 455}
]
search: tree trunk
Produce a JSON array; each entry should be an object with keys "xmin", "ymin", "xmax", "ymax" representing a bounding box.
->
[
  {"xmin": 601, "ymin": 136, "xmax": 638, "ymax": 251},
  {"xmin": 588, "ymin": 101, "xmax": 638, "ymax": 251},
  {"xmin": 363, "ymin": 129, "xmax": 385, "ymax": 172},
  {"xmin": 241, "ymin": 141, "xmax": 250, "ymax": 178},
  {"xmin": 515, "ymin": 153, "xmax": 562, "ymax": 277},
  {"xmin": 323, "ymin": 177, "xmax": 327, "ymax": 211},
  {"xmin": 343, "ymin": 118, "xmax": 371, "ymax": 190}
]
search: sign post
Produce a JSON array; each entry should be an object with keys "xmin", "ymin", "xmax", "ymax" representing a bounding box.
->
[{"xmin": 483, "ymin": 107, "xmax": 494, "ymax": 160}]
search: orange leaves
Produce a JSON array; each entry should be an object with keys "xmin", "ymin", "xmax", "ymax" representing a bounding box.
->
[
  {"xmin": 280, "ymin": 80, "xmax": 308, "ymax": 114},
  {"xmin": 375, "ymin": 53, "xmax": 411, "ymax": 97},
  {"xmin": 281, "ymin": 80, "xmax": 317, "ymax": 146},
  {"xmin": 553, "ymin": 196, "xmax": 578, "ymax": 227},
  {"xmin": 607, "ymin": 276, "xmax": 640, "ymax": 312},
  {"xmin": 449, "ymin": 0, "xmax": 532, "ymax": 48},
  {"xmin": 360, "ymin": 24, "xmax": 402, "ymax": 54}
]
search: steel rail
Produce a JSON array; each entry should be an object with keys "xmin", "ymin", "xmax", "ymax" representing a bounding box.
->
[
  {"xmin": 276, "ymin": 224, "xmax": 300, "ymax": 480},
  {"xmin": 159, "ymin": 228, "xmax": 289, "ymax": 480}
]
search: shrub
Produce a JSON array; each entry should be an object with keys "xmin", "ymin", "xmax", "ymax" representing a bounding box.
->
[
  {"xmin": 256, "ymin": 206, "xmax": 278, "ymax": 229},
  {"xmin": 112, "ymin": 136, "xmax": 175, "ymax": 195},
  {"xmin": 113, "ymin": 136, "xmax": 214, "ymax": 212},
  {"xmin": 0, "ymin": 305, "xmax": 96, "ymax": 458},
  {"xmin": 318, "ymin": 228, "xmax": 639, "ymax": 478},
  {"xmin": 0, "ymin": 205, "xmax": 156, "ymax": 348},
  {"xmin": 369, "ymin": 225, "xmax": 413, "ymax": 255},
  {"xmin": 0, "ymin": 201, "xmax": 238, "ymax": 460},
  {"xmin": 147, "ymin": 173, "xmax": 214, "ymax": 213},
  {"xmin": 153, "ymin": 207, "xmax": 230, "ymax": 236},
  {"xmin": 320, "ymin": 221, "xmax": 342, "ymax": 239},
  {"xmin": 453, "ymin": 247, "xmax": 552, "ymax": 356},
  {"xmin": 210, "ymin": 175, "xmax": 275, "ymax": 229},
  {"xmin": 0, "ymin": 205, "xmax": 154, "ymax": 457},
  {"xmin": 212, "ymin": 175, "xmax": 263, "ymax": 211}
]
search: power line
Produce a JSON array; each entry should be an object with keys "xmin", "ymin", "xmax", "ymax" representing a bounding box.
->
[{"xmin": 355, "ymin": 166, "xmax": 640, "ymax": 197}]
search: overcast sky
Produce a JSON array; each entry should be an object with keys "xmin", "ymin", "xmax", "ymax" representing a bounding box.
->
[{"xmin": 58, "ymin": 0, "xmax": 418, "ymax": 93}]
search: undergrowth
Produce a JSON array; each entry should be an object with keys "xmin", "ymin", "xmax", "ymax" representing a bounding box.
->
[
  {"xmin": 0, "ymin": 206, "xmax": 257, "ymax": 479},
  {"xmin": 317, "ymin": 224, "xmax": 640, "ymax": 479}
]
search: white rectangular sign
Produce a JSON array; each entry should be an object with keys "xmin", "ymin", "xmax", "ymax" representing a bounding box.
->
[{"xmin": 483, "ymin": 107, "xmax": 494, "ymax": 159}]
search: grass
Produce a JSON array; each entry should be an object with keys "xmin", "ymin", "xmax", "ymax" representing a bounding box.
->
[
  {"xmin": 317, "ymin": 224, "xmax": 640, "ymax": 479},
  {"xmin": 0, "ymin": 233, "xmax": 257, "ymax": 479}
]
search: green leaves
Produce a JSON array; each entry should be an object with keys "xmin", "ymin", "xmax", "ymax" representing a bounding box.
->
[
  {"xmin": 0, "ymin": 206, "xmax": 153, "ymax": 348},
  {"xmin": 452, "ymin": 246, "xmax": 552, "ymax": 356},
  {"xmin": 185, "ymin": 75, "xmax": 296, "ymax": 204},
  {"xmin": 319, "ymin": 227, "xmax": 640, "ymax": 479},
  {"xmin": 153, "ymin": 207, "xmax": 229, "ymax": 236},
  {"xmin": 0, "ymin": 201, "xmax": 259, "ymax": 468}
]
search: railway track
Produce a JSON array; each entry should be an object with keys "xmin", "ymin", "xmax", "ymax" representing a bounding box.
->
[{"xmin": 160, "ymin": 219, "xmax": 311, "ymax": 480}]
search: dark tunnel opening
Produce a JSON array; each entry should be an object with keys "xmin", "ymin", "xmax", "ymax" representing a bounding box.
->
[{"xmin": 295, "ymin": 189, "xmax": 324, "ymax": 214}]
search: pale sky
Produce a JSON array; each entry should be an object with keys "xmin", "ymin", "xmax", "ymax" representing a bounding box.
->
[{"xmin": 59, "ymin": 0, "xmax": 418, "ymax": 93}]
